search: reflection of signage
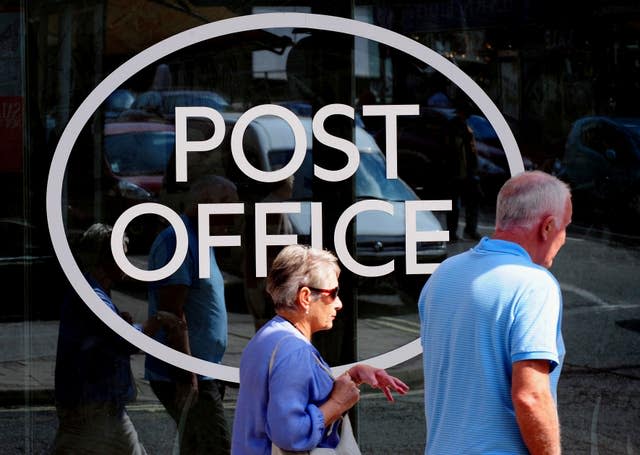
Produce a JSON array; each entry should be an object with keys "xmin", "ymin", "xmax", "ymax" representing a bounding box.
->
[{"xmin": 47, "ymin": 13, "xmax": 523, "ymax": 381}]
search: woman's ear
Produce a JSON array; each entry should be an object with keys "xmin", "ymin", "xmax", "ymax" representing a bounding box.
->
[{"xmin": 297, "ymin": 286, "xmax": 312, "ymax": 313}]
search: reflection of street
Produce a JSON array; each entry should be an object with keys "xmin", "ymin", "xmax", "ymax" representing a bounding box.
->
[{"xmin": 0, "ymin": 230, "xmax": 638, "ymax": 453}]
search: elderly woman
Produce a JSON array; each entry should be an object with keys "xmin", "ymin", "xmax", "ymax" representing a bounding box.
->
[{"xmin": 232, "ymin": 245, "xmax": 409, "ymax": 454}]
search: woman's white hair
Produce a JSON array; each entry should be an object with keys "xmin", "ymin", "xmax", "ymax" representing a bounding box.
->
[
  {"xmin": 496, "ymin": 170, "xmax": 571, "ymax": 231},
  {"xmin": 266, "ymin": 245, "xmax": 339, "ymax": 312}
]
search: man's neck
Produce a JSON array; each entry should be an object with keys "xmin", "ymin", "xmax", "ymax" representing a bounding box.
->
[{"xmin": 493, "ymin": 228, "xmax": 540, "ymax": 265}]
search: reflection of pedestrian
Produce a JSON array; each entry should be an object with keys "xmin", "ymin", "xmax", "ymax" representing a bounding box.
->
[
  {"xmin": 443, "ymin": 100, "xmax": 480, "ymax": 241},
  {"xmin": 232, "ymin": 245, "xmax": 409, "ymax": 454},
  {"xmin": 145, "ymin": 176, "xmax": 238, "ymax": 455},
  {"xmin": 244, "ymin": 176, "xmax": 294, "ymax": 331},
  {"xmin": 419, "ymin": 171, "xmax": 572, "ymax": 453},
  {"xmin": 53, "ymin": 223, "xmax": 183, "ymax": 454},
  {"xmin": 426, "ymin": 90, "xmax": 452, "ymax": 108}
]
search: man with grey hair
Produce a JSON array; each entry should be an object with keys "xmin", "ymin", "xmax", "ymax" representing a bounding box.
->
[
  {"xmin": 419, "ymin": 171, "xmax": 572, "ymax": 454},
  {"xmin": 145, "ymin": 175, "xmax": 239, "ymax": 454}
]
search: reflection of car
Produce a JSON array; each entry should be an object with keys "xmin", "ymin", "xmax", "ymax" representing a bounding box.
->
[
  {"xmin": 165, "ymin": 112, "xmax": 447, "ymax": 288},
  {"xmin": 556, "ymin": 116, "xmax": 640, "ymax": 236},
  {"xmin": 104, "ymin": 88, "xmax": 135, "ymax": 119},
  {"xmin": 125, "ymin": 89, "xmax": 231, "ymax": 146},
  {"xmin": 0, "ymin": 218, "xmax": 67, "ymax": 321},
  {"xmin": 241, "ymin": 114, "xmax": 448, "ymax": 277},
  {"xmin": 103, "ymin": 121, "xmax": 177, "ymax": 251},
  {"xmin": 131, "ymin": 89, "xmax": 230, "ymax": 119}
]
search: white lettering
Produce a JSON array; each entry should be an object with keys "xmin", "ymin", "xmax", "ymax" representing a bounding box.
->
[
  {"xmin": 405, "ymin": 200, "xmax": 451, "ymax": 274},
  {"xmin": 231, "ymin": 104, "xmax": 307, "ymax": 183},
  {"xmin": 334, "ymin": 200, "xmax": 395, "ymax": 277},
  {"xmin": 362, "ymin": 104, "xmax": 420, "ymax": 178},
  {"xmin": 175, "ymin": 107, "xmax": 225, "ymax": 182},
  {"xmin": 312, "ymin": 104, "xmax": 360, "ymax": 182},
  {"xmin": 112, "ymin": 203, "xmax": 189, "ymax": 281},
  {"xmin": 255, "ymin": 202, "xmax": 300, "ymax": 277},
  {"xmin": 198, "ymin": 203, "xmax": 244, "ymax": 278}
]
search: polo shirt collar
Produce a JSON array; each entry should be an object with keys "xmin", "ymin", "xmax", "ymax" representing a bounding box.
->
[{"xmin": 474, "ymin": 236, "xmax": 532, "ymax": 262}]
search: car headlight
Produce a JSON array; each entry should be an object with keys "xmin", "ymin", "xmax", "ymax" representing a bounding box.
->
[{"xmin": 117, "ymin": 180, "xmax": 153, "ymax": 200}]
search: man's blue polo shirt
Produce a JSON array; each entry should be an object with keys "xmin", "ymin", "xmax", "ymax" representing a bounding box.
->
[
  {"xmin": 145, "ymin": 215, "xmax": 227, "ymax": 382},
  {"xmin": 418, "ymin": 237, "xmax": 564, "ymax": 454}
]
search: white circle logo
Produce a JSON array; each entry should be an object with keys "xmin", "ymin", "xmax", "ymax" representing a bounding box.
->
[{"xmin": 46, "ymin": 13, "xmax": 524, "ymax": 382}]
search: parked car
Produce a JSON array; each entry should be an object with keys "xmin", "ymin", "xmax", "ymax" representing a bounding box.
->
[
  {"xmin": 123, "ymin": 89, "xmax": 231, "ymax": 146},
  {"xmin": 103, "ymin": 88, "xmax": 135, "ymax": 120},
  {"xmin": 102, "ymin": 121, "xmax": 177, "ymax": 251},
  {"xmin": 162, "ymin": 111, "xmax": 448, "ymax": 291},
  {"xmin": 0, "ymin": 218, "xmax": 67, "ymax": 321},
  {"xmin": 555, "ymin": 116, "xmax": 640, "ymax": 238}
]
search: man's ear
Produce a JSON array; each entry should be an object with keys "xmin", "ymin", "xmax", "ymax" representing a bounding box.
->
[{"xmin": 540, "ymin": 215, "xmax": 555, "ymax": 241}]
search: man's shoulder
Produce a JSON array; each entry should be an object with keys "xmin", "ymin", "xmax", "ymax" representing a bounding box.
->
[
  {"xmin": 149, "ymin": 226, "xmax": 176, "ymax": 260},
  {"xmin": 148, "ymin": 223, "xmax": 197, "ymax": 271},
  {"xmin": 434, "ymin": 247, "xmax": 475, "ymax": 270}
]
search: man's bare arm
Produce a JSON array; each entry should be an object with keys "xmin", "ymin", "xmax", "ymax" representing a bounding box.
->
[{"xmin": 512, "ymin": 359, "xmax": 561, "ymax": 455}]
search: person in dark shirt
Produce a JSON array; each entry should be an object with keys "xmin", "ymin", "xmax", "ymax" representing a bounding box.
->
[
  {"xmin": 52, "ymin": 223, "xmax": 183, "ymax": 454},
  {"xmin": 442, "ymin": 99, "xmax": 481, "ymax": 242}
]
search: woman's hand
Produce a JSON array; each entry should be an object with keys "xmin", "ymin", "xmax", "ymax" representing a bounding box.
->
[
  {"xmin": 320, "ymin": 374, "xmax": 360, "ymax": 425},
  {"xmin": 331, "ymin": 373, "xmax": 361, "ymax": 409},
  {"xmin": 347, "ymin": 364, "xmax": 410, "ymax": 402}
]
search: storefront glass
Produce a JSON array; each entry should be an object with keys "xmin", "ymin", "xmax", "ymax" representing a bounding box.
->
[{"xmin": 2, "ymin": 1, "xmax": 639, "ymax": 453}]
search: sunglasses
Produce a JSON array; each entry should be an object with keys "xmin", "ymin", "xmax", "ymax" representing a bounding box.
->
[{"xmin": 306, "ymin": 286, "xmax": 340, "ymax": 300}]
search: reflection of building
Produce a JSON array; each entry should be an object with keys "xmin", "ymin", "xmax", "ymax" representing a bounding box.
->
[
  {"xmin": 372, "ymin": 1, "xmax": 640, "ymax": 164},
  {"xmin": 22, "ymin": 1, "xmax": 640, "ymax": 173},
  {"xmin": 3, "ymin": 0, "xmax": 636, "ymax": 239}
]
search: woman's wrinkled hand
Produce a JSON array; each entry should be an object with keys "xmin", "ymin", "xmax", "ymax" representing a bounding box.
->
[
  {"xmin": 330, "ymin": 373, "xmax": 361, "ymax": 411},
  {"xmin": 347, "ymin": 364, "xmax": 410, "ymax": 402}
]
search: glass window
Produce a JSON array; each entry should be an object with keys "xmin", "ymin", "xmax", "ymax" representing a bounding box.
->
[{"xmin": 5, "ymin": 1, "xmax": 639, "ymax": 453}]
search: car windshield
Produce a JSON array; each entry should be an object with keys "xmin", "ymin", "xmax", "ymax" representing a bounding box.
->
[
  {"xmin": 104, "ymin": 131, "xmax": 175, "ymax": 176},
  {"xmin": 268, "ymin": 148, "xmax": 416, "ymax": 201}
]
